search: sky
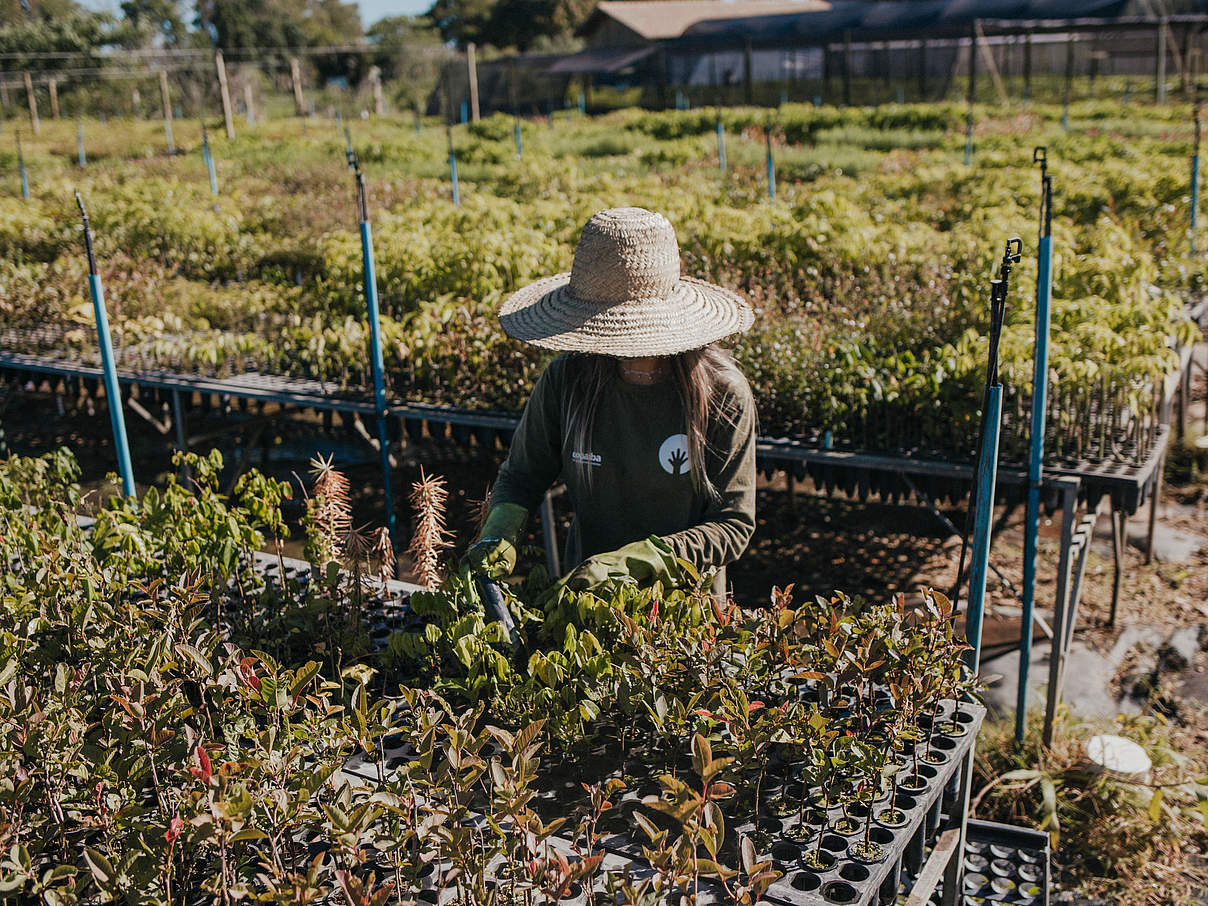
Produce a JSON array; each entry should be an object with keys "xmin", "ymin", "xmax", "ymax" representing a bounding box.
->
[{"xmin": 77, "ymin": 0, "xmax": 435, "ymax": 27}]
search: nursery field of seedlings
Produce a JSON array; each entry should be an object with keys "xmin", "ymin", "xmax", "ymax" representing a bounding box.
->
[
  {"xmin": 0, "ymin": 448, "xmax": 985, "ymax": 905},
  {"xmin": 0, "ymin": 100, "xmax": 1202, "ymax": 467}
]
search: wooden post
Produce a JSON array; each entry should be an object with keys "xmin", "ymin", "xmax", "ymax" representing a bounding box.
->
[
  {"xmin": 290, "ymin": 57, "xmax": 306, "ymax": 116},
  {"xmin": 466, "ymin": 43, "xmax": 480, "ymax": 121},
  {"xmin": 1, "ymin": 78, "xmax": 9, "ymax": 112},
  {"xmin": 243, "ymin": 82, "xmax": 255, "ymax": 126},
  {"xmin": 48, "ymin": 78, "xmax": 59, "ymax": 119},
  {"xmin": 24, "ymin": 71, "xmax": 39, "ymax": 136},
  {"xmin": 215, "ymin": 49, "xmax": 235, "ymax": 140},
  {"xmin": 370, "ymin": 66, "xmax": 384, "ymax": 116},
  {"xmin": 744, "ymin": 39, "xmax": 754, "ymax": 105},
  {"xmin": 1157, "ymin": 20, "xmax": 1168, "ymax": 103},
  {"xmin": 159, "ymin": 69, "xmax": 175, "ymax": 153}
]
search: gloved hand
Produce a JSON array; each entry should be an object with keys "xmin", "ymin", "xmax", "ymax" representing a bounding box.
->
[
  {"xmin": 564, "ymin": 535, "xmax": 682, "ymax": 593},
  {"xmin": 462, "ymin": 503, "xmax": 529, "ymax": 579}
]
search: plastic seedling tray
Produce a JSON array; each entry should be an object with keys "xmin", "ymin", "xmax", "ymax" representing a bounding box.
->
[
  {"xmin": 956, "ymin": 818, "xmax": 1050, "ymax": 905},
  {"xmin": 554, "ymin": 701, "xmax": 985, "ymax": 906}
]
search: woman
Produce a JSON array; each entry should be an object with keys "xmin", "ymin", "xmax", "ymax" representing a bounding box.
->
[{"xmin": 464, "ymin": 207, "xmax": 757, "ymax": 599}]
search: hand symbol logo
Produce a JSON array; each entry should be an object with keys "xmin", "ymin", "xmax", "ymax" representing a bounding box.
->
[{"xmin": 658, "ymin": 434, "xmax": 691, "ymax": 475}]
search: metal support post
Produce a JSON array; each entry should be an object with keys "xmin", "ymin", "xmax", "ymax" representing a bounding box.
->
[
  {"xmin": 16, "ymin": 130, "xmax": 28, "ymax": 200},
  {"xmin": 1018, "ymin": 148, "xmax": 1053, "ymax": 744},
  {"xmin": 716, "ymin": 115, "xmax": 726, "ymax": 172},
  {"xmin": 765, "ymin": 125, "xmax": 775, "ymax": 201},
  {"xmin": 1193, "ymin": 101, "xmax": 1201, "ymax": 255},
  {"xmin": 1109, "ymin": 505, "xmax": 1124, "ymax": 627},
  {"xmin": 514, "ymin": 117, "xmax": 523, "ymax": 158},
  {"xmin": 355, "ymin": 167, "xmax": 398, "ymax": 551},
  {"xmin": 76, "ymin": 191, "xmax": 135, "ymax": 498},
  {"xmin": 965, "ymin": 383, "xmax": 1002, "ymax": 673},
  {"xmin": 48, "ymin": 78, "xmax": 59, "ymax": 119},
  {"xmin": 447, "ymin": 127, "xmax": 460, "ymax": 207},
  {"xmin": 1042, "ymin": 478, "xmax": 1079, "ymax": 747},
  {"xmin": 77, "ymin": 121, "xmax": 85, "ymax": 167},
  {"xmin": 201, "ymin": 122, "xmax": 218, "ymax": 198}
]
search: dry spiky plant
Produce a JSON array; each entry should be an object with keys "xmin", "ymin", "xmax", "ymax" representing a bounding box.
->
[
  {"xmin": 407, "ymin": 468, "xmax": 451, "ymax": 590},
  {"xmin": 372, "ymin": 526, "xmax": 395, "ymax": 589},
  {"xmin": 307, "ymin": 454, "xmax": 352, "ymax": 569},
  {"xmin": 469, "ymin": 484, "xmax": 492, "ymax": 539}
]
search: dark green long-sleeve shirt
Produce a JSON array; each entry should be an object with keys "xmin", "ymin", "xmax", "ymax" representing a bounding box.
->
[{"xmin": 489, "ymin": 354, "xmax": 757, "ymax": 597}]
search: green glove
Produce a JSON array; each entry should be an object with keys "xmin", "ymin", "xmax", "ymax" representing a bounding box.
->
[
  {"xmin": 564, "ymin": 536, "xmax": 682, "ymax": 592},
  {"xmin": 462, "ymin": 503, "xmax": 529, "ymax": 579}
]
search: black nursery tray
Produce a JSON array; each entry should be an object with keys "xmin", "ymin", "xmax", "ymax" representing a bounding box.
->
[
  {"xmin": 588, "ymin": 701, "xmax": 984, "ymax": 906},
  {"xmin": 950, "ymin": 819, "xmax": 1050, "ymax": 906}
]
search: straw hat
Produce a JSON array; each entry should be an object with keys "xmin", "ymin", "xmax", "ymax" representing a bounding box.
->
[{"xmin": 499, "ymin": 207, "xmax": 754, "ymax": 358}]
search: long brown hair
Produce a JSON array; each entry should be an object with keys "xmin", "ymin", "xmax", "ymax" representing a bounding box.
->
[{"xmin": 565, "ymin": 345, "xmax": 742, "ymax": 500}]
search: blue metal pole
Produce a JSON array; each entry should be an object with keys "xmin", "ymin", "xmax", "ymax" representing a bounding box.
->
[
  {"xmin": 16, "ymin": 131, "xmax": 29, "ymax": 200},
  {"xmin": 1192, "ymin": 103, "xmax": 1201, "ymax": 255},
  {"xmin": 77, "ymin": 122, "xmax": 86, "ymax": 168},
  {"xmin": 964, "ymin": 111, "xmax": 974, "ymax": 166},
  {"xmin": 460, "ymin": 100, "xmax": 468, "ymax": 124},
  {"xmin": 1193, "ymin": 153, "xmax": 1200, "ymax": 255},
  {"xmin": 77, "ymin": 191, "xmax": 135, "ymax": 498},
  {"xmin": 578, "ymin": 90, "xmax": 586, "ymax": 114},
  {"xmin": 1017, "ymin": 152, "xmax": 1053, "ymax": 744},
  {"xmin": 765, "ymin": 128, "xmax": 775, "ymax": 201},
  {"xmin": 514, "ymin": 118, "xmax": 523, "ymax": 159},
  {"xmin": 447, "ymin": 128, "xmax": 460, "ymax": 207},
  {"xmin": 202, "ymin": 125, "xmax": 218, "ymax": 198},
  {"xmin": 1018, "ymin": 241, "xmax": 1052, "ymax": 740},
  {"xmin": 356, "ymin": 174, "xmax": 397, "ymax": 549},
  {"xmin": 717, "ymin": 118, "xmax": 726, "ymax": 172},
  {"xmin": 965, "ymin": 383, "xmax": 1003, "ymax": 674}
]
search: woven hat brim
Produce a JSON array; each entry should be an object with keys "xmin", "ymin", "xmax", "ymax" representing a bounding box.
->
[{"xmin": 498, "ymin": 274, "xmax": 755, "ymax": 358}]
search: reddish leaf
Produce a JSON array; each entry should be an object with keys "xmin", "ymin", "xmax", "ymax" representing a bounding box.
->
[{"xmin": 190, "ymin": 745, "xmax": 212, "ymax": 784}]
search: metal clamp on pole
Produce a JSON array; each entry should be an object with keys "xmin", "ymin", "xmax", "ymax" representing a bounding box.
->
[
  {"xmin": 1018, "ymin": 147, "xmax": 1054, "ymax": 744},
  {"xmin": 352, "ymin": 160, "xmax": 398, "ymax": 552},
  {"xmin": 76, "ymin": 190, "xmax": 135, "ymax": 498}
]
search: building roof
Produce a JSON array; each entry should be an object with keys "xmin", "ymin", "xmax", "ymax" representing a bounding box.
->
[{"xmin": 578, "ymin": 0, "xmax": 832, "ymax": 41}]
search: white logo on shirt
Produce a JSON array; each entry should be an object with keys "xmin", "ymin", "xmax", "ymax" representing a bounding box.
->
[
  {"xmin": 658, "ymin": 434, "xmax": 690, "ymax": 475},
  {"xmin": 572, "ymin": 450, "xmax": 602, "ymax": 467}
]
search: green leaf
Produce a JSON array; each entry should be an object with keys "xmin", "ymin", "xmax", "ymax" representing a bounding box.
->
[
  {"xmin": 175, "ymin": 643, "xmax": 213, "ymax": 678},
  {"xmin": 1148, "ymin": 788, "xmax": 1164, "ymax": 824},
  {"xmin": 82, "ymin": 847, "xmax": 115, "ymax": 887},
  {"xmin": 289, "ymin": 660, "xmax": 321, "ymax": 695}
]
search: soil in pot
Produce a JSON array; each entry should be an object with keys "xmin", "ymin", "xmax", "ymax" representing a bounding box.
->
[
  {"xmin": 876, "ymin": 807, "xmax": 908, "ymax": 827},
  {"xmin": 849, "ymin": 840, "xmax": 885, "ymax": 862}
]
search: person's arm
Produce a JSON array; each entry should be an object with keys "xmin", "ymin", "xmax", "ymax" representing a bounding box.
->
[
  {"xmin": 488, "ymin": 356, "xmax": 566, "ymax": 514},
  {"xmin": 662, "ymin": 373, "xmax": 757, "ymax": 574}
]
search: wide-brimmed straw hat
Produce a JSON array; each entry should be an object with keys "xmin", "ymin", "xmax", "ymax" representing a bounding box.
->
[{"xmin": 499, "ymin": 207, "xmax": 754, "ymax": 358}]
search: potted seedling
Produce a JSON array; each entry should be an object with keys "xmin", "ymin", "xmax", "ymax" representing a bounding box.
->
[{"xmin": 784, "ymin": 707, "xmax": 833, "ymax": 844}]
